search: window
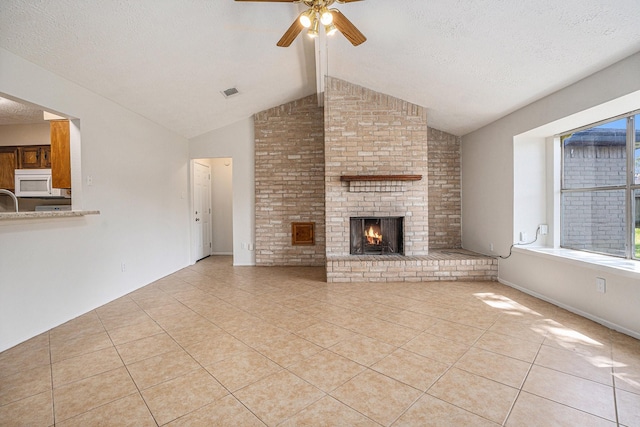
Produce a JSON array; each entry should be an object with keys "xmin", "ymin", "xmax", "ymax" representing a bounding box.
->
[{"xmin": 561, "ymin": 112, "xmax": 640, "ymax": 259}]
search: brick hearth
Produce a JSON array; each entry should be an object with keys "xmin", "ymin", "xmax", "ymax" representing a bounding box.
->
[{"xmin": 327, "ymin": 250, "xmax": 498, "ymax": 283}]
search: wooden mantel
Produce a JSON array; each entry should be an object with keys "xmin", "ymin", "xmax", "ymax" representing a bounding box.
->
[{"xmin": 340, "ymin": 174, "xmax": 422, "ymax": 182}]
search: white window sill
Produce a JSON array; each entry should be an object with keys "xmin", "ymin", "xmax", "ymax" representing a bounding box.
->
[{"xmin": 514, "ymin": 246, "xmax": 640, "ymax": 279}]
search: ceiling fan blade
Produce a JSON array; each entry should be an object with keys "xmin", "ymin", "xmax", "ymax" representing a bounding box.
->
[
  {"xmin": 331, "ymin": 10, "xmax": 366, "ymax": 46},
  {"xmin": 277, "ymin": 17, "xmax": 305, "ymax": 47},
  {"xmin": 336, "ymin": 0, "xmax": 364, "ymax": 2},
  {"xmin": 234, "ymin": 0, "xmax": 297, "ymax": 2}
]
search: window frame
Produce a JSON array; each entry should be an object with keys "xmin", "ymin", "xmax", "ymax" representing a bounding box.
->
[{"xmin": 560, "ymin": 110, "xmax": 640, "ymax": 260}]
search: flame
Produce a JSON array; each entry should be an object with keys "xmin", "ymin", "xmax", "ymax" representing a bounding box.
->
[{"xmin": 365, "ymin": 225, "xmax": 382, "ymax": 245}]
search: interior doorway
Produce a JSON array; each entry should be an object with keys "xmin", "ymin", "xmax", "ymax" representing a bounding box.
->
[{"xmin": 191, "ymin": 158, "xmax": 233, "ymax": 264}]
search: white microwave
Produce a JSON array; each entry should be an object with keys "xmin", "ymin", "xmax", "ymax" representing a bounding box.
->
[{"xmin": 14, "ymin": 169, "xmax": 71, "ymax": 198}]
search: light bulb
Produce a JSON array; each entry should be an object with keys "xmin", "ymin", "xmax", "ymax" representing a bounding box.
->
[
  {"xmin": 299, "ymin": 9, "xmax": 314, "ymax": 28},
  {"xmin": 325, "ymin": 23, "xmax": 337, "ymax": 36},
  {"xmin": 320, "ymin": 8, "xmax": 333, "ymax": 25}
]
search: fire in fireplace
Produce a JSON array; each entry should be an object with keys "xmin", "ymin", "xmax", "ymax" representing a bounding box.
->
[{"xmin": 350, "ymin": 217, "xmax": 403, "ymax": 255}]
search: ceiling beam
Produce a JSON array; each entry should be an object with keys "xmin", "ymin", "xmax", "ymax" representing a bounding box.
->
[{"xmin": 314, "ymin": 31, "xmax": 327, "ymax": 107}]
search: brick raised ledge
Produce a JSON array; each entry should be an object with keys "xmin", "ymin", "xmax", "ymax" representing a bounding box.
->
[
  {"xmin": 340, "ymin": 175, "xmax": 422, "ymax": 182},
  {"xmin": 326, "ymin": 250, "xmax": 498, "ymax": 283},
  {"xmin": 327, "ymin": 250, "xmax": 496, "ymax": 262}
]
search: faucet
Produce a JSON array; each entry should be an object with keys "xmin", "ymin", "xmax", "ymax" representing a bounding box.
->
[{"xmin": 0, "ymin": 189, "xmax": 19, "ymax": 212}]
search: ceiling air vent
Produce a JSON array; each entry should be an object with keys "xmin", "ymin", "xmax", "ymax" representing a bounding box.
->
[{"xmin": 221, "ymin": 87, "xmax": 239, "ymax": 98}]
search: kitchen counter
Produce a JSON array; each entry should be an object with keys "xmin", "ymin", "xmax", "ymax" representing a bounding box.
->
[{"xmin": 0, "ymin": 210, "xmax": 100, "ymax": 221}]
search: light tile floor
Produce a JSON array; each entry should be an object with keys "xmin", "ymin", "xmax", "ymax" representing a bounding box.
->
[{"xmin": 1, "ymin": 256, "xmax": 639, "ymax": 426}]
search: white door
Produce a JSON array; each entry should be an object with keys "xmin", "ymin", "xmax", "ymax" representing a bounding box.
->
[{"xmin": 193, "ymin": 161, "xmax": 212, "ymax": 262}]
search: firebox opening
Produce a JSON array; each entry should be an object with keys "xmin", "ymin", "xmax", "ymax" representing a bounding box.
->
[{"xmin": 350, "ymin": 217, "xmax": 404, "ymax": 255}]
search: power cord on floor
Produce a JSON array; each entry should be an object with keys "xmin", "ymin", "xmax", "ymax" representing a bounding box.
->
[{"xmin": 496, "ymin": 226, "xmax": 541, "ymax": 259}]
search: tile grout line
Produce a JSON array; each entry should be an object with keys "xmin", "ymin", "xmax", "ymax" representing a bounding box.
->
[
  {"xmin": 6, "ymin": 258, "xmax": 638, "ymax": 426},
  {"xmin": 129, "ymin": 285, "xmax": 253, "ymax": 426},
  {"xmin": 389, "ymin": 311, "xmax": 508, "ymax": 426},
  {"xmin": 500, "ymin": 338, "xmax": 544, "ymax": 426},
  {"xmin": 96, "ymin": 303, "xmax": 161, "ymax": 427},
  {"xmin": 47, "ymin": 329, "xmax": 56, "ymax": 427},
  {"xmin": 609, "ymin": 329, "xmax": 620, "ymax": 427},
  {"xmin": 509, "ymin": 333, "xmax": 621, "ymax": 426},
  {"xmin": 158, "ymin": 274, "xmax": 338, "ymax": 426},
  {"xmin": 203, "ymin": 274, "xmax": 417, "ymax": 426}
]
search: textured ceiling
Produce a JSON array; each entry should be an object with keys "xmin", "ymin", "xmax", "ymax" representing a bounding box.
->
[
  {"xmin": 1, "ymin": 0, "xmax": 639, "ymax": 138},
  {"xmin": 0, "ymin": 97, "xmax": 45, "ymax": 125}
]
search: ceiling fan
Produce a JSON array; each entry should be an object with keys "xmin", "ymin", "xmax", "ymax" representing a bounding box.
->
[{"xmin": 235, "ymin": 0, "xmax": 366, "ymax": 47}]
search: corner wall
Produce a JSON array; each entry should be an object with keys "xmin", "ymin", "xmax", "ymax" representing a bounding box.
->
[
  {"xmin": 461, "ymin": 51, "xmax": 640, "ymax": 337},
  {"xmin": 428, "ymin": 128, "xmax": 461, "ymax": 249},
  {"xmin": 189, "ymin": 117, "xmax": 256, "ymax": 266},
  {"xmin": 0, "ymin": 47, "xmax": 191, "ymax": 352},
  {"xmin": 254, "ymin": 95, "xmax": 326, "ymax": 266},
  {"xmin": 210, "ymin": 158, "xmax": 233, "ymax": 255}
]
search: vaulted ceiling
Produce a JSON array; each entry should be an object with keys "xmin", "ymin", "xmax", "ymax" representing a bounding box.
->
[{"xmin": 1, "ymin": 0, "xmax": 639, "ymax": 138}]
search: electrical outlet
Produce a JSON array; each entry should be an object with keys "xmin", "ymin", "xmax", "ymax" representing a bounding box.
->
[
  {"xmin": 87, "ymin": 175, "xmax": 93, "ymax": 186},
  {"xmin": 489, "ymin": 243, "xmax": 494, "ymax": 252},
  {"xmin": 121, "ymin": 262, "xmax": 126, "ymax": 273},
  {"xmin": 596, "ymin": 277, "xmax": 606, "ymax": 293},
  {"xmin": 241, "ymin": 243, "xmax": 246, "ymax": 249},
  {"xmin": 539, "ymin": 224, "xmax": 548, "ymax": 235},
  {"xmin": 520, "ymin": 232, "xmax": 528, "ymax": 242}
]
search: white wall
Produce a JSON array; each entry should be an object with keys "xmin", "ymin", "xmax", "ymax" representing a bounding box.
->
[
  {"xmin": 512, "ymin": 136, "xmax": 548, "ymax": 246},
  {"xmin": 210, "ymin": 158, "xmax": 233, "ymax": 255},
  {"xmin": 0, "ymin": 123, "xmax": 50, "ymax": 146},
  {"xmin": 0, "ymin": 48, "xmax": 191, "ymax": 352},
  {"xmin": 462, "ymin": 51, "xmax": 640, "ymax": 337},
  {"xmin": 189, "ymin": 117, "xmax": 255, "ymax": 266}
]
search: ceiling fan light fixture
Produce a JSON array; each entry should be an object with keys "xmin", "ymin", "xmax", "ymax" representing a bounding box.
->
[
  {"xmin": 325, "ymin": 23, "xmax": 337, "ymax": 36},
  {"xmin": 299, "ymin": 9, "xmax": 314, "ymax": 28},
  {"xmin": 236, "ymin": 0, "xmax": 366, "ymax": 48},
  {"xmin": 320, "ymin": 8, "xmax": 333, "ymax": 25},
  {"xmin": 307, "ymin": 16, "xmax": 319, "ymax": 38}
]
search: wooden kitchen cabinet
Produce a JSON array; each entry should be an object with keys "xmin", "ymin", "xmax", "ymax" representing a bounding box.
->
[
  {"xmin": 50, "ymin": 120, "xmax": 71, "ymax": 189},
  {"xmin": 18, "ymin": 145, "xmax": 51, "ymax": 169},
  {"xmin": 0, "ymin": 147, "xmax": 18, "ymax": 190},
  {"xmin": 0, "ymin": 121, "xmax": 70, "ymax": 190}
]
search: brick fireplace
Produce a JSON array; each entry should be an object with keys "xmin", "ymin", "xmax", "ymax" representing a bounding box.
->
[
  {"xmin": 254, "ymin": 78, "xmax": 497, "ymax": 282},
  {"xmin": 324, "ymin": 78, "xmax": 429, "ymax": 257}
]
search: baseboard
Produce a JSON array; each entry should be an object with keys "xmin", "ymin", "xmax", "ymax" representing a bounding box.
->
[
  {"xmin": 211, "ymin": 252, "xmax": 233, "ymax": 256},
  {"xmin": 498, "ymin": 278, "xmax": 640, "ymax": 340}
]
